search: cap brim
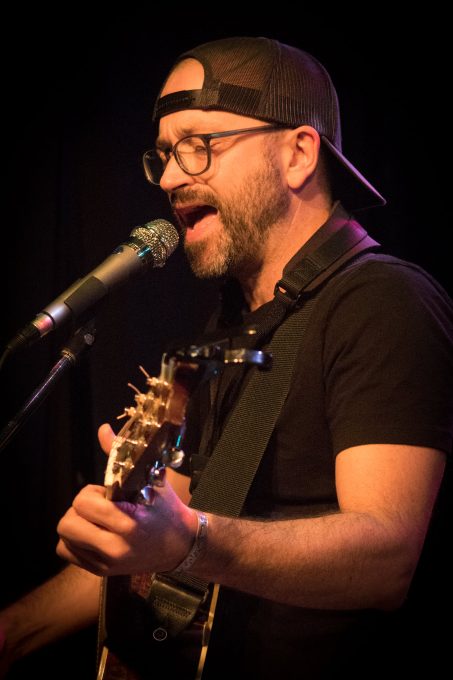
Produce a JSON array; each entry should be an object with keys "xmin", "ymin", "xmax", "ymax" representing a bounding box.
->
[{"xmin": 321, "ymin": 136, "xmax": 386, "ymax": 211}]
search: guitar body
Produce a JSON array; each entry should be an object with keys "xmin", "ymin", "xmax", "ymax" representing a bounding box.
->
[{"xmin": 98, "ymin": 575, "xmax": 219, "ymax": 680}]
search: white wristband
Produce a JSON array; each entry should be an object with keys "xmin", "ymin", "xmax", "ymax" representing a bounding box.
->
[{"xmin": 171, "ymin": 511, "xmax": 208, "ymax": 574}]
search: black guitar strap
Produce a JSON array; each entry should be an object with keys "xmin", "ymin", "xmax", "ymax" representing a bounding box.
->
[
  {"xmin": 143, "ymin": 217, "xmax": 380, "ymax": 639},
  {"xmin": 189, "ymin": 220, "xmax": 378, "ymax": 515}
]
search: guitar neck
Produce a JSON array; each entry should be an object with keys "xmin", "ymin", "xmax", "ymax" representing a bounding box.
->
[{"xmin": 97, "ymin": 341, "xmax": 267, "ymax": 679}]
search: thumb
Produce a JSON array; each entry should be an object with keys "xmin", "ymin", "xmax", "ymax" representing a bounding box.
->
[{"xmin": 98, "ymin": 423, "xmax": 116, "ymax": 455}]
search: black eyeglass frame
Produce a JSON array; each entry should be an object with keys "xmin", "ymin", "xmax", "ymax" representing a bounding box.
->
[{"xmin": 142, "ymin": 124, "xmax": 289, "ymax": 185}]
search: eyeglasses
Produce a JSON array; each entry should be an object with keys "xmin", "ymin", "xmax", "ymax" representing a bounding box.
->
[{"xmin": 142, "ymin": 124, "xmax": 288, "ymax": 185}]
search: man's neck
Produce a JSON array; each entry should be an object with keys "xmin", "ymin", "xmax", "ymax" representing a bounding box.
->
[{"xmin": 239, "ymin": 202, "xmax": 334, "ymax": 312}]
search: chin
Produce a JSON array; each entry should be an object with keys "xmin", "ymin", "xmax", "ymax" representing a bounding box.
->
[
  {"xmin": 184, "ymin": 238, "xmax": 230, "ymax": 279},
  {"xmin": 185, "ymin": 251, "xmax": 228, "ymax": 279}
]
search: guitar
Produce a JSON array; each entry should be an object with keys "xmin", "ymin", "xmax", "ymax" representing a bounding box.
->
[{"xmin": 96, "ymin": 339, "xmax": 270, "ymax": 680}]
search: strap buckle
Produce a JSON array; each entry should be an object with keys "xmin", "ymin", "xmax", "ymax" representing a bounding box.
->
[{"xmin": 274, "ymin": 279, "xmax": 307, "ymax": 308}]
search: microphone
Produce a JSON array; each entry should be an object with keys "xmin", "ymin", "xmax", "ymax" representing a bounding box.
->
[{"xmin": 6, "ymin": 219, "xmax": 179, "ymax": 355}]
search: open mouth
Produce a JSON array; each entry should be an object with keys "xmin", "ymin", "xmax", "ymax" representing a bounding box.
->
[{"xmin": 173, "ymin": 204, "xmax": 218, "ymax": 230}]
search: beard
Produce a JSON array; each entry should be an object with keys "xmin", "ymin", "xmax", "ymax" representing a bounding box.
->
[{"xmin": 171, "ymin": 147, "xmax": 290, "ymax": 279}]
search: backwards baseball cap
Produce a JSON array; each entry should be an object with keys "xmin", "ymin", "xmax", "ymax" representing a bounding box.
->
[{"xmin": 153, "ymin": 36, "xmax": 386, "ymax": 211}]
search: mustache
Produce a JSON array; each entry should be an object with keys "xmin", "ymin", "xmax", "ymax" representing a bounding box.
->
[{"xmin": 170, "ymin": 189, "xmax": 221, "ymax": 210}]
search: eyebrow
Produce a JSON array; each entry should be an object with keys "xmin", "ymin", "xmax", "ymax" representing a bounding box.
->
[
  {"xmin": 155, "ymin": 126, "xmax": 198, "ymax": 150},
  {"xmin": 155, "ymin": 117, "xmax": 233, "ymax": 150}
]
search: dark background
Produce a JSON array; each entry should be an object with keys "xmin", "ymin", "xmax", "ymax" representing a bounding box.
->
[{"xmin": 1, "ymin": 7, "xmax": 451, "ymax": 678}]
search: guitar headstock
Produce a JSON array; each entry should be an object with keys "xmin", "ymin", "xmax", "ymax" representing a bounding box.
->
[
  {"xmin": 104, "ymin": 358, "xmax": 188, "ymax": 502},
  {"xmin": 104, "ymin": 338, "xmax": 271, "ymax": 503}
]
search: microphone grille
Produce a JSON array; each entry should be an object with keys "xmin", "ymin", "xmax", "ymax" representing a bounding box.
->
[{"xmin": 131, "ymin": 219, "xmax": 179, "ymax": 267}]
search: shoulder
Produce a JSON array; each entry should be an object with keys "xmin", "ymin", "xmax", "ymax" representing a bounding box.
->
[
  {"xmin": 314, "ymin": 254, "xmax": 453, "ymax": 455},
  {"xmin": 334, "ymin": 252, "xmax": 449, "ymax": 298},
  {"xmin": 315, "ymin": 252, "xmax": 453, "ymax": 401},
  {"xmin": 318, "ymin": 253, "xmax": 453, "ymax": 330}
]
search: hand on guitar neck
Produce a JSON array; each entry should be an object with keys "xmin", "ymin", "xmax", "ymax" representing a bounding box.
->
[{"xmin": 56, "ymin": 425, "xmax": 198, "ymax": 577}]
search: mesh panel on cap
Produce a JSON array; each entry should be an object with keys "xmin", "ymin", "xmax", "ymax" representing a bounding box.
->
[
  {"xmin": 192, "ymin": 37, "xmax": 276, "ymax": 90},
  {"xmin": 270, "ymin": 44, "xmax": 341, "ymax": 147}
]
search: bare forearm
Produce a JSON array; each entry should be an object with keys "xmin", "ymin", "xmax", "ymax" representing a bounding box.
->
[
  {"xmin": 0, "ymin": 565, "xmax": 100, "ymax": 662},
  {"xmin": 54, "ymin": 445, "xmax": 441, "ymax": 613},
  {"xmin": 190, "ymin": 511, "xmax": 414, "ymax": 610}
]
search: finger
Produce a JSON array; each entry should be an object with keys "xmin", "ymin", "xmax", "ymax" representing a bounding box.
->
[
  {"xmin": 98, "ymin": 423, "xmax": 116, "ymax": 455},
  {"xmin": 80, "ymin": 483, "xmax": 107, "ymax": 497},
  {"xmin": 57, "ymin": 505, "xmax": 109, "ymax": 547},
  {"xmin": 71, "ymin": 485, "xmax": 137, "ymax": 534},
  {"xmin": 56, "ymin": 538, "xmax": 110, "ymax": 576},
  {"xmin": 57, "ymin": 505, "xmax": 132, "ymax": 565}
]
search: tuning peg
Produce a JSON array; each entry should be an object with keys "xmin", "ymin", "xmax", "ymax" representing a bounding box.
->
[
  {"xmin": 161, "ymin": 446, "xmax": 185, "ymax": 468},
  {"xmin": 139, "ymin": 485, "xmax": 155, "ymax": 506},
  {"xmin": 148, "ymin": 461, "xmax": 167, "ymax": 487}
]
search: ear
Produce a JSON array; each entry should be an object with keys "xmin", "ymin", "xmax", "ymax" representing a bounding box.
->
[{"xmin": 285, "ymin": 125, "xmax": 321, "ymax": 190}]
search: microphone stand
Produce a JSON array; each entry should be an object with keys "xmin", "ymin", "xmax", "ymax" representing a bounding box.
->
[{"xmin": 0, "ymin": 321, "xmax": 96, "ymax": 453}]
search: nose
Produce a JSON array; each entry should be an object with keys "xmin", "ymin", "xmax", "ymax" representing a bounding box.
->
[{"xmin": 159, "ymin": 155, "xmax": 194, "ymax": 193}]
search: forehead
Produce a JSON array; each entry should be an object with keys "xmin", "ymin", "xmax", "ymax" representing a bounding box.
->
[
  {"xmin": 156, "ymin": 109, "xmax": 262, "ymax": 143},
  {"xmin": 160, "ymin": 58, "xmax": 205, "ymax": 97}
]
